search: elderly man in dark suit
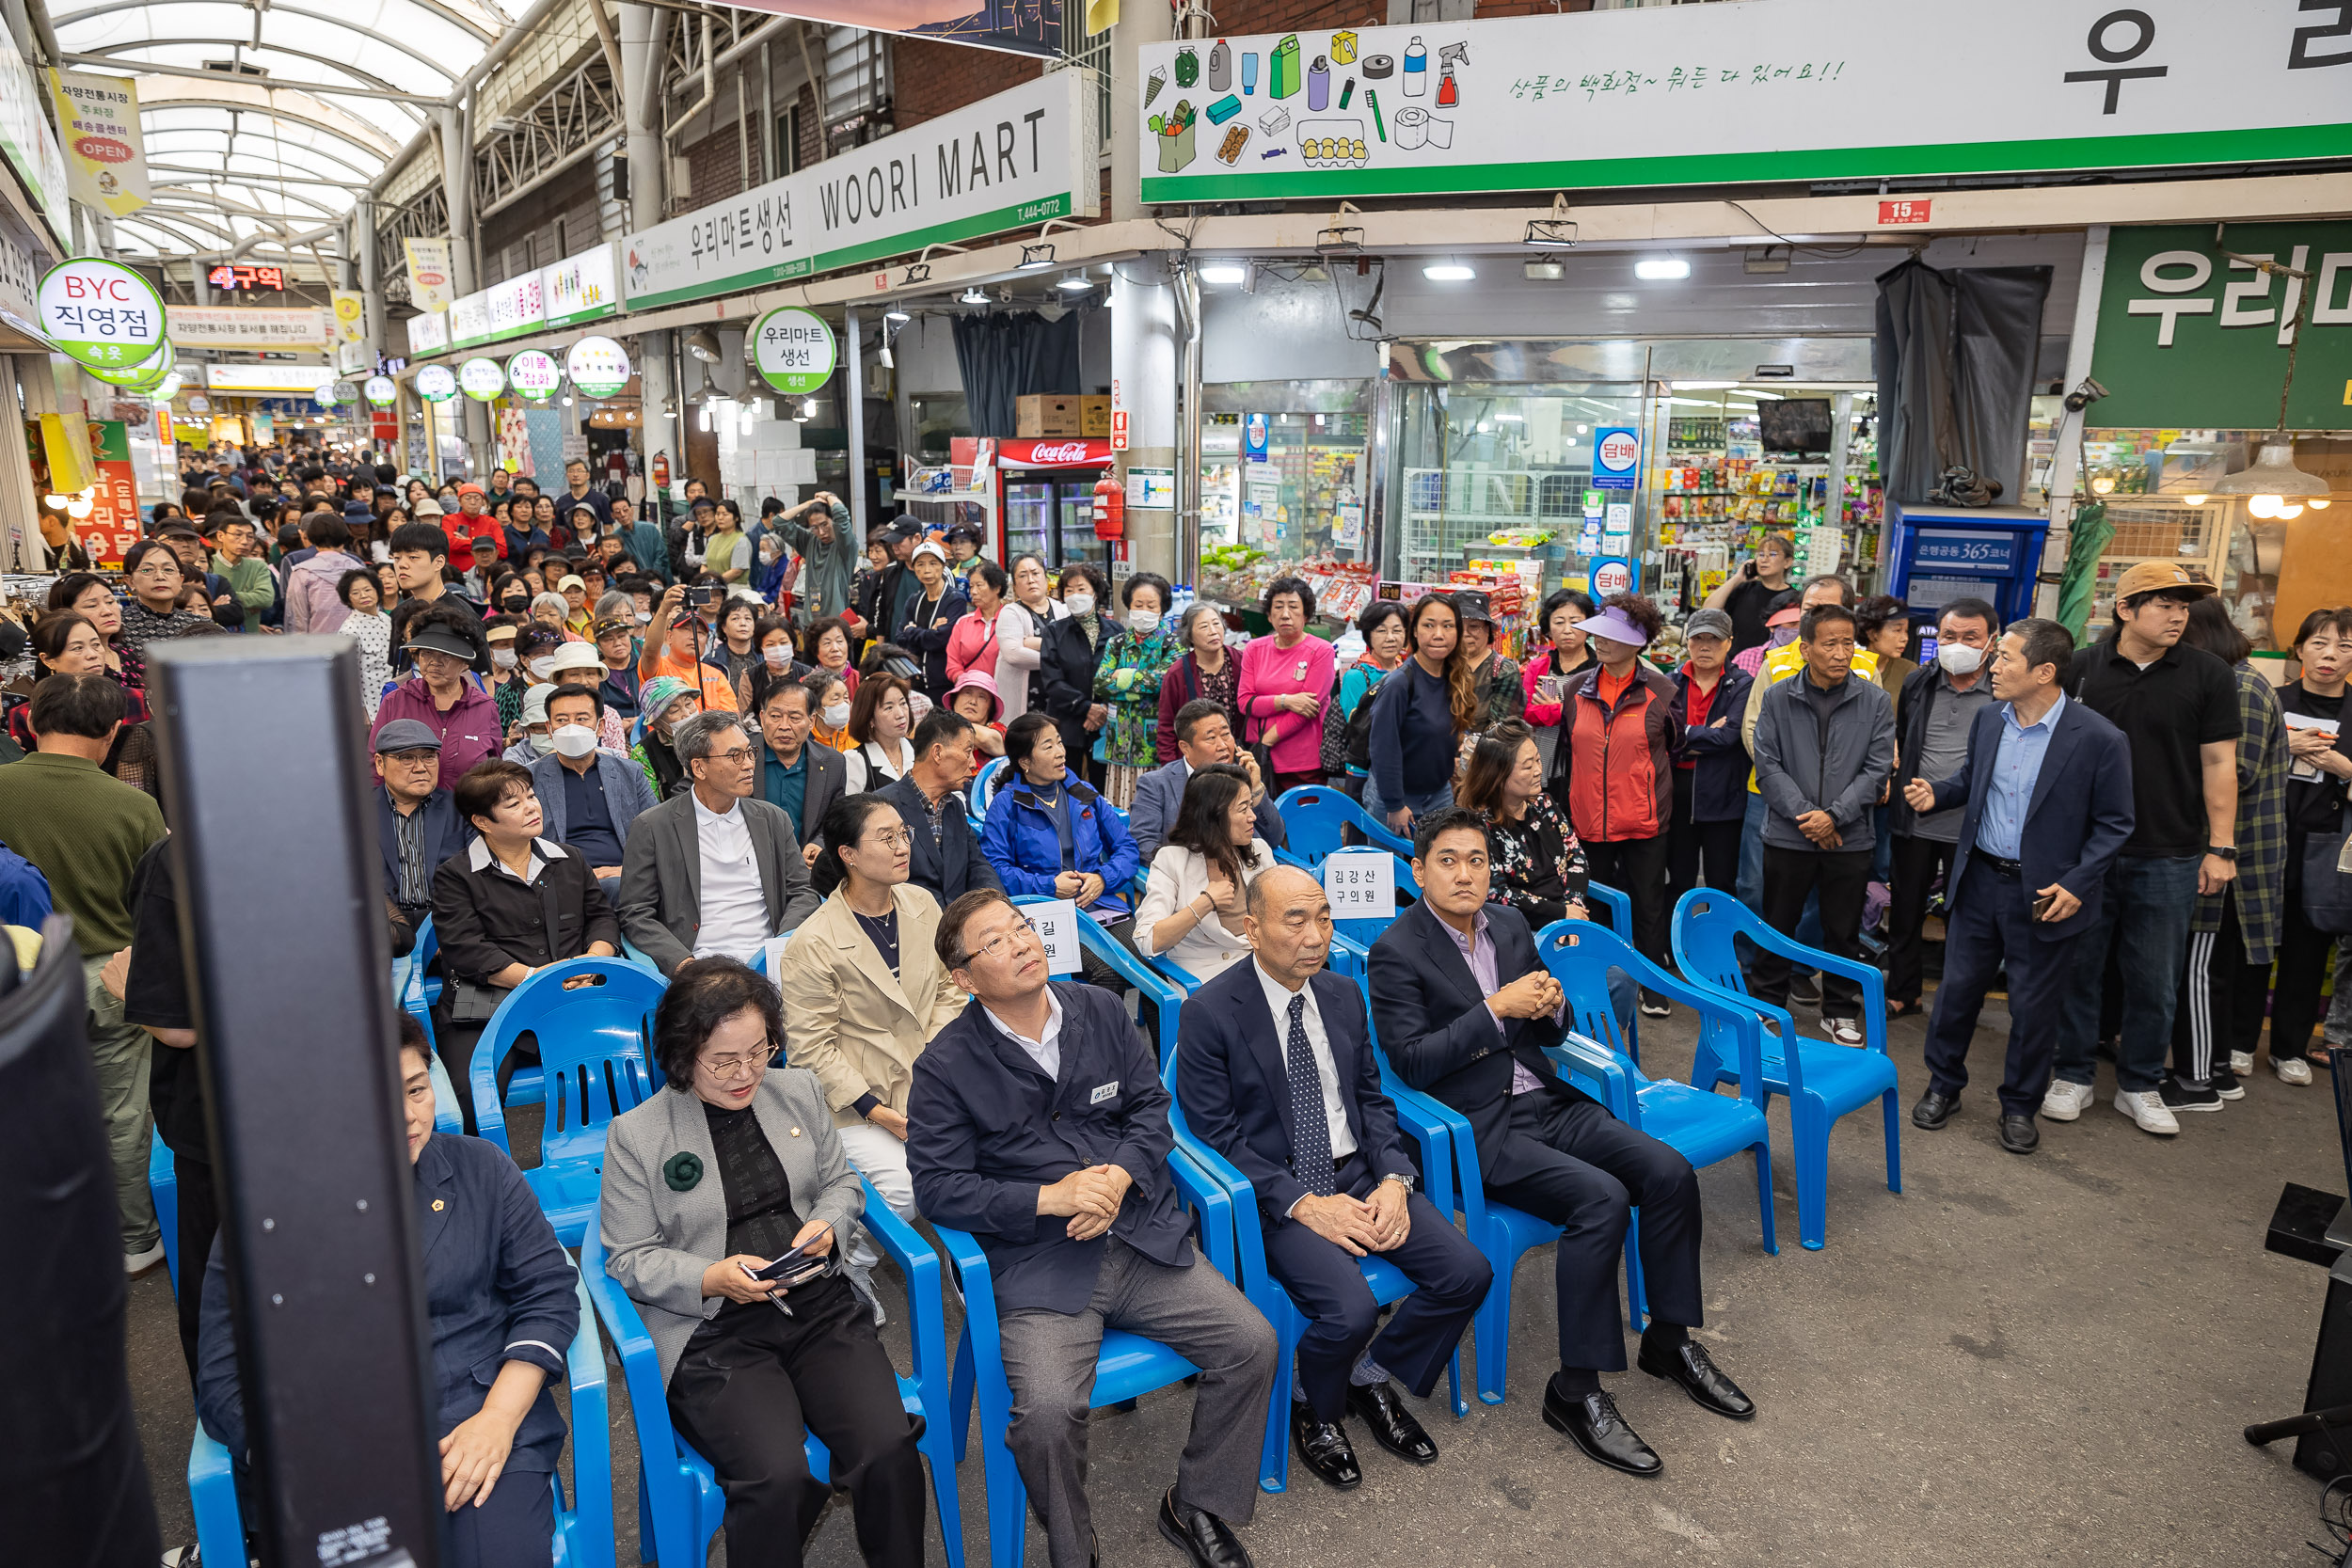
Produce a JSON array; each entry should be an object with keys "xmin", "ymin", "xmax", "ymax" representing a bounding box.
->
[
  {"xmin": 751, "ymin": 673, "xmax": 844, "ymax": 865},
  {"xmin": 615, "ymin": 709, "xmax": 820, "ymax": 974},
  {"xmin": 909, "ymin": 889, "xmax": 1277, "ymax": 1568},
  {"xmin": 1368, "ymin": 807, "xmax": 1754, "ymax": 1480},
  {"xmin": 1177, "ymin": 864, "xmax": 1489, "ymax": 1490},
  {"xmin": 374, "ymin": 718, "xmax": 469, "ymax": 928},
  {"xmin": 1904, "ymin": 617, "xmax": 2136, "ymax": 1154},
  {"xmin": 1129, "ymin": 700, "xmax": 1289, "ymax": 862},
  {"xmin": 871, "ymin": 709, "xmax": 1002, "ymax": 907}
]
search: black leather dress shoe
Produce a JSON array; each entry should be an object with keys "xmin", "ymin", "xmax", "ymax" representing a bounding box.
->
[
  {"xmin": 1912, "ymin": 1089, "xmax": 1959, "ymax": 1130},
  {"xmin": 1541, "ymin": 1383, "xmax": 1661, "ymax": 1477},
  {"xmin": 1637, "ymin": 1338, "xmax": 1756, "ymax": 1419},
  {"xmin": 1289, "ymin": 1402, "xmax": 1361, "ymax": 1490},
  {"xmin": 1998, "ymin": 1113, "xmax": 2039, "ymax": 1153},
  {"xmin": 1346, "ymin": 1380, "xmax": 1438, "ymax": 1465},
  {"xmin": 1158, "ymin": 1489, "xmax": 1254, "ymax": 1568}
]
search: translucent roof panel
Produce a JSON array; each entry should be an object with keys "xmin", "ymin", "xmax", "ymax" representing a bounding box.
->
[{"xmin": 54, "ymin": 0, "xmax": 532, "ymax": 260}]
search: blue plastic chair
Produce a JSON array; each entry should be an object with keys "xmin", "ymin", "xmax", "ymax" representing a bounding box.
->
[
  {"xmin": 188, "ymin": 1266, "xmax": 614, "ymax": 1568},
  {"xmin": 941, "ymin": 1142, "xmax": 1252, "ymax": 1568},
  {"xmin": 968, "ymin": 755, "xmax": 1009, "ymax": 825},
  {"xmin": 1669, "ymin": 887, "xmax": 1901, "ymax": 1251},
  {"xmin": 1159, "ymin": 1002, "xmax": 1468, "ymax": 1493},
  {"xmin": 618, "ymin": 932, "xmax": 665, "ymax": 974},
  {"xmin": 150, "ymin": 1132, "xmax": 182, "ymax": 1291},
  {"xmin": 1270, "ymin": 784, "xmax": 1411, "ymax": 864},
  {"xmin": 1532, "ymin": 918, "xmax": 1778, "ymax": 1321},
  {"xmin": 469, "ymin": 959, "xmax": 662, "ymax": 1243},
  {"xmin": 582, "ymin": 1176, "xmax": 965, "ymax": 1568}
]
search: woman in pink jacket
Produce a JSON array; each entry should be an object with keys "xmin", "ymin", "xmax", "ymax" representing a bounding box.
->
[
  {"xmin": 1236, "ymin": 575, "xmax": 1337, "ymax": 795},
  {"xmin": 946, "ymin": 561, "xmax": 1008, "ymax": 689}
]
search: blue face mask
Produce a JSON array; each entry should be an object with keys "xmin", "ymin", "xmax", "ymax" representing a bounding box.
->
[{"xmin": 1769, "ymin": 624, "xmax": 1799, "ymax": 648}]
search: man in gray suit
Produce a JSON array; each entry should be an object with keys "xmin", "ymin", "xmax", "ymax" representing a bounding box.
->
[
  {"xmin": 617, "ymin": 710, "xmax": 821, "ymax": 975},
  {"xmin": 1130, "ymin": 700, "xmax": 1289, "ymax": 862},
  {"xmin": 529, "ymin": 683, "xmax": 658, "ymax": 881}
]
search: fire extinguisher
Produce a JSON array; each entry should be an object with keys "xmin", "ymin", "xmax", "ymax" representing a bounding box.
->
[
  {"xmin": 1092, "ymin": 474, "xmax": 1124, "ymax": 539},
  {"xmin": 651, "ymin": 451, "xmax": 671, "ymax": 489}
]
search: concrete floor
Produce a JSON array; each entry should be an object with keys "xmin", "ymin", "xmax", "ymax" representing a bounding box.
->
[{"xmin": 128, "ymin": 998, "xmax": 2352, "ymax": 1566}]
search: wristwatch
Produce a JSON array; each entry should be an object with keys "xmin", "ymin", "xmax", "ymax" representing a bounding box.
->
[
  {"xmin": 2206, "ymin": 845, "xmax": 2239, "ymax": 862},
  {"xmin": 1379, "ymin": 1172, "xmax": 1416, "ymax": 1193}
]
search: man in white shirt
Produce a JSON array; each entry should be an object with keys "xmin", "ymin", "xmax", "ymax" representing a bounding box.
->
[
  {"xmin": 1173, "ymin": 864, "xmax": 1490, "ymax": 1491},
  {"xmin": 615, "ymin": 710, "xmax": 818, "ymax": 974}
]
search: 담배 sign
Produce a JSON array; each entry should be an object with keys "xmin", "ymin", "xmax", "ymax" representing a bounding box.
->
[
  {"xmin": 39, "ymin": 257, "xmax": 165, "ymax": 370},
  {"xmin": 458, "ymin": 356, "xmax": 505, "ymax": 401},
  {"xmin": 415, "ymin": 363, "xmax": 457, "ymax": 402},
  {"xmin": 1025, "ymin": 899, "xmax": 1084, "ymax": 975},
  {"xmin": 1323, "ymin": 849, "xmax": 1396, "ymax": 919},
  {"xmin": 752, "ymin": 307, "xmax": 837, "ymax": 395},
  {"xmin": 1592, "ymin": 426, "xmax": 1640, "ymax": 490},
  {"xmin": 1587, "ymin": 556, "xmax": 1633, "ymax": 597},
  {"xmin": 507, "ymin": 349, "xmax": 561, "ymax": 400},
  {"xmin": 565, "ymin": 335, "xmax": 631, "ymax": 398}
]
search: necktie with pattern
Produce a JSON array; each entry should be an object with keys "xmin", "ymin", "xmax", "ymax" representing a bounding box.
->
[{"xmin": 1286, "ymin": 992, "xmax": 1337, "ymax": 1197}]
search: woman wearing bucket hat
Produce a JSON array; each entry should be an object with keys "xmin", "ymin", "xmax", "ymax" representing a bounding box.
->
[
  {"xmin": 629, "ymin": 675, "xmax": 704, "ymax": 800},
  {"xmin": 1558, "ymin": 594, "xmax": 1680, "ymax": 1016}
]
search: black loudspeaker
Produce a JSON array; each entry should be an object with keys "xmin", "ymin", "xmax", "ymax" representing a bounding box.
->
[
  {"xmin": 609, "ymin": 152, "xmax": 629, "ymax": 203},
  {"xmin": 2296, "ymin": 1261, "xmax": 2352, "ymax": 1480},
  {"xmin": 0, "ymin": 915, "xmax": 164, "ymax": 1567}
]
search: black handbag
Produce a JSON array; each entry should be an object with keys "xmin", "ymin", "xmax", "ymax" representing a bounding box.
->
[{"xmin": 2302, "ymin": 829, "xmax": 2352, "ymax": 935}]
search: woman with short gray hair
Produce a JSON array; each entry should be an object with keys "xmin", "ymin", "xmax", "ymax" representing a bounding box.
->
[{"xmin": 1154, "ymin": 601, "xmax": 1241, "ymax": 764}]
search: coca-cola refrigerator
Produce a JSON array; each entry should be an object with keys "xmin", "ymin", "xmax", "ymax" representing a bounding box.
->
[{"xmin": 952, "ymin": 436, "xmax": 1114, "ymax": 569}]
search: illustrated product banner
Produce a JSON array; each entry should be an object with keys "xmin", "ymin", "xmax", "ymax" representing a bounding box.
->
[
  {"xmin": 1135, "ymin": 1, "xmax": 2352, "ymax": 204},
  {"xmin": 47, "ymin": 71, "xmax": 149, "ymax": 214},
  {"xmin": 2090, "ymin": 221, "xmax": 2352, "ymax": 432},
  {"xmin": 405, "ymin": 237, "xmax": 454, "ymax": 314},
  {"xmin": 622, "ymin": 71, "xmax": 1097, "ymax": 312},
  {"xmin": 720, "ymin": 1, "xmax": 1065, "ymax": 57}
]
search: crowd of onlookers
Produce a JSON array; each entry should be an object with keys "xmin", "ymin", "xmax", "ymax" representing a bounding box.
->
[{"xmin": 5, "ymin": 441, "xmax": 2347, "ymax": 1567}]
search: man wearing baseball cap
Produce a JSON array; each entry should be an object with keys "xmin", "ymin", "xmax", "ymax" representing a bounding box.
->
[{"xmin": 2043, "ymin": 562, "xmax": 2241, "ymax": 1134}]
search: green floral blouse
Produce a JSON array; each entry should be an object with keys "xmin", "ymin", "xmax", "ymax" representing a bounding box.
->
[{"xmin": 1092, "ymin": 626, "xmax": 1182, "ymax": 770}]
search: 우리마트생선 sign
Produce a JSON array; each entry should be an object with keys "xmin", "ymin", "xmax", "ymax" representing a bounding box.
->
[
  {"xmin": 39, "ymin": 257, "xmax": 165, "ymax": 370},
  {"xmin": 752, "ymin": 307, "xmax": 837, "ymax": 395}
]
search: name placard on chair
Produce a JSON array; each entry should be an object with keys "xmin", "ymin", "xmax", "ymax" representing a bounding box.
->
[
  {"xmin": 1323, "ymin": 850, "xmax": 1395, "ymax": 918},
  {"xmin": 1027, "ymin": 899, "xmax": 1085, "ymax": 975}
]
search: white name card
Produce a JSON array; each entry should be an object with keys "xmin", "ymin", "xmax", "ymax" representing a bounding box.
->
[
  {"xmin": 1027, "ymin": 899, "xmax": 1084, "ymax": 975},
  {"xmin": 1323, "ymin": 850, "xmax": 1396, "ymax": 919}
]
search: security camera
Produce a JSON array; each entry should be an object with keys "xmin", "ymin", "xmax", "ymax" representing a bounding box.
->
[{"xmin": 2062, "ymin": 377, "xmax": 2108, "ymax": 415}]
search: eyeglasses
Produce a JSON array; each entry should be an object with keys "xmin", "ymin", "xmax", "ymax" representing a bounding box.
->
[
  {"xmin": 862, "ymin": 826, "xmax": 914, "ymax": 850},
  {"xmin": 386, "ymin": 750, "xmax": 439, "ymax": 767},
  {"xmin": 700, "ymin": 1040, "xmax": 781, "ymax": 1079},
  {"xmin": 961, "ymin": 916, "xmax": 1041, "ymax": 967},
  {"xmin": 707, "ymin": 747, "xmax": 756, "ymax": 767}
]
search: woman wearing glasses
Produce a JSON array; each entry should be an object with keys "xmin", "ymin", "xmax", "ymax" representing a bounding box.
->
[
  {"xmin": 774, "ymin": 795, "xmax": 968, "ymax": 1301},
  {"xmin": 600, "ymin": 958, "xmax": 927, "ymax": 1568}
]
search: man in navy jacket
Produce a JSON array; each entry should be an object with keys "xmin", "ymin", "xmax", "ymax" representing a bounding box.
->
[
  {"xmin": 1369, "ymin": 809, "xmax": 1754, "ymax": 1479},
  {"xmin": 1176, "ymin": 865, "xmax": 1488, "ymax": 1490},
  {"xmin": 909, "ymin": 889, "xmax": 1276, "ymax": 1568},
  {"xmin": 1904, "ymin": 618, "xmax": 2135, "ymax": 1154}
]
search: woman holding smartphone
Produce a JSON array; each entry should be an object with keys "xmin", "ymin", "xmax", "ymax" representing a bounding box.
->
[{"xmin": 1520, "ymin": 588, "xmax": 1597, "ymax": 784}]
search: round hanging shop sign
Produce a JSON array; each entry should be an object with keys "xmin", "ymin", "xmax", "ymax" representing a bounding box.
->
[
  {"xmin": 751, "ymin": 307, "xmax": 836, "ymax": 396},
  {"xmin": 416, "ymin": 364, "xmax": 457, "ymax": 402},
  {"xmin": 364, "ymin": 374, "xmax": 399, "ymax": 407},
  {"xmin": 85, "ymin": 335, "xmax": 173, "ymax": 388},
  {"xmin": 38, "ymin": 257, "xmax": 167, "ymax": 371},
  {"xmin": 564, "ymin": 335, "xmax": 630, "ymax": 398},
  {"xmin": 506, "ymin": 348, "xmax": 561, "ymax": 400},
  {"xmin": 314, "ymin": 379, "xmax": 352, "ymax": 407},
  {"xmin": 458, "ymin": 356, "xmax": 505, "ymax": 401}
]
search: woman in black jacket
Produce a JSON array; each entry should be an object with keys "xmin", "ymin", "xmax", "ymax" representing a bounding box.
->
[
  {"xmin": 1037, "ymin": 562, "xmax": 1112, "ymax": 788},
  {"xmin": 428, "ymin": 758, "xmax": 623, "ymax": 1127}
]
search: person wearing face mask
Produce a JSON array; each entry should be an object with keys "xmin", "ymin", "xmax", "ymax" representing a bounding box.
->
[
  {"xmin": 1886, "ymin": 599, "xmax": 2001, "ymax": 1019},
  {"xmin": 526, "ymin": 683, "xmax": 658, "ymax": 885},
  {"xmin": 483, "ymin": 619, "xmax": 529, "ymax": 734},
  {"xmin": 502, "ymin": 683, "xmax": 560, "ymax": 764},
  {"xmin": 742, "ymin": 613, "xmax": 806, "ymax": 716},
  {"xmin": 1092, "ymin": 572, "xmax": 1182, "ymax": 809},
  {"xmin": 807, "ymin": 671, "xmax": 855, "ymax": 754}
]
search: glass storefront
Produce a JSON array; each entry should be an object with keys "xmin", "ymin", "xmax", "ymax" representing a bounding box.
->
[{"xmin": 1193, "ymin": 379, "xmax": 1377, "ymax": 629}]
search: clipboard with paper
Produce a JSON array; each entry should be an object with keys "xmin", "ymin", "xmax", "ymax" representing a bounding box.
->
[{"xmin": 2285, "ymin": 711, "xmax": 2341, "ymax": 783}]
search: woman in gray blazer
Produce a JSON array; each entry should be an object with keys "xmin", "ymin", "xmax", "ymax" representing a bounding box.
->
[{"xmin": 598, "ymin": 958, "xmax": 927, "ymax": 1566}]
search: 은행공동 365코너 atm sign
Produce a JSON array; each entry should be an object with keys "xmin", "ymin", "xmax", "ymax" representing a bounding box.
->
[
  {"xmin": 1134, "ymin": 0, "xmax": 2352, "ymax": 203},
  {"xmin": 621, "ymin": 71, "xmax": 1097, "ymax": 312}
]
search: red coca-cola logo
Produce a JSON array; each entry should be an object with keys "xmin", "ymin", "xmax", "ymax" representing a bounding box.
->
[
  {"xmin": 74, "ymin": 135, "xmax": 132, "ymax": 164},
  {"xmin": 1025, "ymin": 441, "xmax": 1093, "ymax": 464}
]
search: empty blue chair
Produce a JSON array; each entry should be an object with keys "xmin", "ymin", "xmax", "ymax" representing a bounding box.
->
[
  {"xmin": 968, "ymin": 754, "xmax": 1009, "ymax": 825},
  {"xmin": 188, "ymin": 1267, "xmax": 613, "ymax": 1568},
  {"xmin": 1534, "ymin": 918, "xmax": 1777, "ymax": 1319},
  {"xmin": 941, "ymin": 1146, "xmax": 1253, "ymax": 1568},
  {"xmin": 1669, "ymin": 887, "xmax": 1901, "ymax": 1251},
  {"xmin": 1162, "ymin": 1013, "xmax": 1467, "ymax": 1493},
  {"xmin": 583, "ymin": 1176, "xmax": 965, "ymax": 1568},
  {"xmin": 1270, "ymin": 784, "xmax": 1410, "ymax": 865},
  {"xmin": 149, "ymin": 1132, "xmax": 181, "ymax": 1291},
  {"xmin": 469, "ymin": 958, "xmax": 662, "ymax": 1243}
]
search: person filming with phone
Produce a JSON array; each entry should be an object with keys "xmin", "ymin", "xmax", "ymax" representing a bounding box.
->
[
  {"xmin": 1901, "ymin": 619, "xmax": 2135, "ymax": 1156},
  {"xmin": 1702, "ymin": 531, "xmax": 1796, "ymax": 657},
  {"xmin": 638, "ymin": 577, "xmax": 740, "ymax": 713}
]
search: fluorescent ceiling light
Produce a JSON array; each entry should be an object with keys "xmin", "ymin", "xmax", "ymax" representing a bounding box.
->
[
  {"xmin": 1522, "ymin": 260, "xmax": 1565, "ymax": 281},
  {"xmin": 883, "ymin": 305, "xmax": 911, "ymax": 324},
  {"xmin": 1423, "ymin": 263, "xmax": 1476, "ymax": 281},
  {"xmin": 1017, "ymin": 244, "xmax": 1056, "ymax": 270},
  {"xmin": 1495, "ymin": 413, "xmax": 1524, "ymax": 421},
  {"xmin": 1674, "ymin": 380, "xmax": 1738, "ymax": 390},
  {"xmin": 1199, "ymin": 263, "xmax": 1248, "ymax": 284},
  {"xmin": 1635, "ymin": 257, "xmax": 1691, "ymax": 281}
]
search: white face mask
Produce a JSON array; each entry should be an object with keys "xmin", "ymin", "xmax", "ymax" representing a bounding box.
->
[
  {"xmin": 1127, "ymin": 609, "xmax": 1161, "ymax": 634},
  {"xmin": 527, "ymin": 657, "xmax": 557, "ymax": 681},
  {"xmin": 490, "ymin": 647, "xmax": 517, "ymax": 671},
  {"xmin": 525, "ymin": 731, "xmax": 555, "ymax": 755},
  {"xmin": 1938, "ymin": 642, "xmax": 1985, "ymax": 675},
  {"xmin": 822, "ymin": 702, "xmax": 851, "ymax": 728},
  {"xmin": 550, "ymin": 724, "xmax": 598, "ymax": 759},
  {"xmin": 762, "ymin": 645, "xmax": 789, "ymax": 669},
  {"xmin": 635, "ymin": 610, "xmax": 653, "ymax": 625},
  {"xmin": 1065, "ymin": 594, "xmax": 1096, "ymax": 618}
]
